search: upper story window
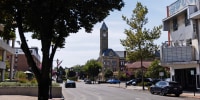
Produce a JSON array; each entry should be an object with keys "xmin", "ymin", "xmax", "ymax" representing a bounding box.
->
[
  {"xmin": 173, "ymin": 18, "xmax": 178, "ymax": 31},
  {"xmin": 120, "ymin": 61, "xmax": 125, "ymax": 66},
  {"xmin": 185, "ymin": 12, "xmax": 190, "ymax": 26},
  {"xmin": 112, "ymin": 61, "xmax": 117, "ymax": 66}
]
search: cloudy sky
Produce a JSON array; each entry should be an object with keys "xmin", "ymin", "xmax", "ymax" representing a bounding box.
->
[{"xmin": 15, "ymin": 0, "xmax": 176, "ymax": 68}]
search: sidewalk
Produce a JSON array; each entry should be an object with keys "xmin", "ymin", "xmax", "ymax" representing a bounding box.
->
[{"xmin": 0, "ymin": 95, "xmax": 63, "ymax": 100}]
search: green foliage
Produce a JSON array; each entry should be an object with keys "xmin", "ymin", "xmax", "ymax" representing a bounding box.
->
[
  {"xmin": 18, "ymin": 78, "xmax": 29, "ymax": 83},
  {"xmin": 120, "ymin": 2, "xmax": 162, "ymax": 62},
  {"xmin": 145, "ymin": 60, "xmax": 169, "ymax": 78},
  {"xmin": 118, "ymin": 72, "xmax": 126, "ymax": 81},
  {"xmin": 134, "ymin": 69, "xmax": 142, "ymax": 78},
  {"xmin": 104, "ymin": 69, "xmax": 113, "ymax": 79},
  {"xmin": 0, "ymin": 81, "xmax": 59, "ymax": 87},
  {"xmin": 0, "ymin": 0, "xmax": 124, "ymax": 98},
  {"xmin": 30, "ymin": 78, "xmax": 38, "ymax": 84},
  {"xmin": 67, "ymin": 70, "xmax": 76, "ymax": 77},
  {"xmin": 68, "ymin": 76, "xmax": 78, "ymax": 81},
  {"xmin": 4, "ymin": 71, "xmax": 9, "ymax": 79},
  {"xmin": 16, "ymin": 71, "xmax": 27, "ymax": 79},
  {"xmin": 83, "ymin": 59, "xmax": 102, "ymax": 78}
]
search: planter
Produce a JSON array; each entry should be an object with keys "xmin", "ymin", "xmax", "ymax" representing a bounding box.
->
[{"xmin": 0, "ymin": 86, "xmax": 62, "ymax": 98}]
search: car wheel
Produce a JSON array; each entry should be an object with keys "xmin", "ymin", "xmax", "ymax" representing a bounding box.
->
[
  {"xmin": 150, "ymin": 89, "xmax": 154, "ymax": 94},
  {"xmin": 160, "ymin": 90, "xmax": 166, "ymax": 96},
  {"xmin": 175, "ymin": 94, "xmax": 180, "ymax": 97}
]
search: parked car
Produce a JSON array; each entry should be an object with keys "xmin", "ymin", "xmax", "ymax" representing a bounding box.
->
[
  {"xmin": 151, "ymin": 78, "xmax": 161, "ymax": 85},
  {"xmin": 85, "ymin": 79, "xmax": 92, "ymax": 84},
  {"xmin": 129, "ymin": 78, "xmax": 153, "ymax": 86},
  {"xmin": 107, "ymin": 79, "xmax": 120, "ymax": 84},
  {"xmin": 144, "ymin": 78, "xmax": 153, "ymax": 86},
  {"xmin": 65, "ymin": 80, "xmax": 76, "ymax": 88},
  {"xmin": 149, "ymin": 81, "xmax": 182, "ymax": 97},
  {"xmin": 126, "ymin": 79, "xmax": 137, "ymax": 86}
]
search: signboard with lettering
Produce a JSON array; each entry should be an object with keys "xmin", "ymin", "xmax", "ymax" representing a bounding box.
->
[{"xmin": 168, "ymin": 0, "xmax": 196, "ymax": 16}]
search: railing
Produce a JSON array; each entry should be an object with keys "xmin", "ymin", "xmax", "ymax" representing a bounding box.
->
[{"xmin": 161, "ymin": 46, "xmax": 195, "ymax": 63}]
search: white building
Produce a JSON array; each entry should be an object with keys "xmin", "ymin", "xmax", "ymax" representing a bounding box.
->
[{"xmin": 161, "ymin": 0, "xmax": 200, "ymax": 90}]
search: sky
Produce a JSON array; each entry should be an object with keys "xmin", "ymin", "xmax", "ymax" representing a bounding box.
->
[{"xmin": 15, "ymin": 0, "xmax": 176, "ymax": 68}]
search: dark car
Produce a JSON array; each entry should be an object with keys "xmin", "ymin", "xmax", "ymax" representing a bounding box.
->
[
  {"xmin": 126, "ymin": 79, "xmax": 137, "ymax": 86},
  {"xmin": 85, "ymin": 79, "xmax": 92, "ymax": 84},
  {"xmin": 107, "ymin": 79, "xmax": 120, "ymax": 84},
  {"xmin": 65, "ymin": 80, "xmax": 76, "ymax": 88},
  {"xmin": 149, "ymin": 81, "xmax": 182, "ymax": 97}
]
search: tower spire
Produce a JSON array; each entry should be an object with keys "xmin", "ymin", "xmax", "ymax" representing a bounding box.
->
[{"xmin": 101, "ymin": 22, "xmax": 108, "ymax": 30}]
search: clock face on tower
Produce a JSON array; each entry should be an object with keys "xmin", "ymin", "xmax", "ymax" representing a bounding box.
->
[
  {"xmin": 103, "ymin": 32, "xmax": 107, "ymax": 37},
  {"xmin": 103, "ymin": 33, "xmax": 106, "ymax": 37}
]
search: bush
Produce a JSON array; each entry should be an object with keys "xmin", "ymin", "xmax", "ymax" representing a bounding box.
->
[
  {"xmin": 15, "ymin": 71, "xmax": 27, "ymax": 79},
  {"xmin": 30, "ymin": 78, "xmax": 37, "ymax": 84},
  {"xmin": 18, "ymin": 78, "xmax": 29, "ymax": 83}
]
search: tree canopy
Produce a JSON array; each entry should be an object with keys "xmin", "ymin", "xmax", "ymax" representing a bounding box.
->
[
  {"xmin": 0, "ymin": 0, "xmax": 124, "ymax": 100},
  {"xmin": 104, "ymin": 69, "xmax": 113, "ymax": 79},
  {"xmin": 145, "ymin": 60, "xmax": 169, "ymax": 79},
  {"xmin": 120, "ymin": 2, "xmax": 162, "ymax": 90},
  {"xmin": 83, "ymin": 59, "xmax": 102, "ymax": 80},
  {"xmin": 120, "ymin": 2, "xmax": 162, "ymax": 62}
]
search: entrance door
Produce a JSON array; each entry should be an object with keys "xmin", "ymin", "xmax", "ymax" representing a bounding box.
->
[{"xmin": 175, "ymin": 68, "xmax": 196, "ymax": 90}]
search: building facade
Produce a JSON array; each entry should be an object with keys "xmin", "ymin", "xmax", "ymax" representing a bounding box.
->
[
  {"xmin": 0, "ymin": 25, "xmax": 16, "ymax": 81},
  {"xmin": 98, "ymin": 22, "xmax": 126, "ymax": 79},
  {"xmin": 0, "ymin": 39, "xmax": 15, "ymax": 81},
  {"xmin": 14, "ymin": 47, "xmax": 41, "ymax": 71},
  {"xmin": 161, "ymin": 0, "xmax": 200, "ymax": 90}
]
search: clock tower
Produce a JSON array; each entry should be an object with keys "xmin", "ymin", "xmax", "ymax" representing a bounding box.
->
[{"xmin": 100, "ymin": 22, "xmax": 108, "ymax": 56}]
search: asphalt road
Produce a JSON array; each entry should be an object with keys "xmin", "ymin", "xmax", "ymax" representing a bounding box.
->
[{"xmin": 61, "ymin": 81, "xmax": 199, "ymax": 100}]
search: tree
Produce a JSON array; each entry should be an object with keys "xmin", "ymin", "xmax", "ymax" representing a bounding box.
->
[
  {"xmin": 67, "ymin": 69, "xmax": 76, "ymax": 77},
  {"xmin": 145, "ymin": 60, "xmax": 169, "ymax": 79},
  {"xmin": 104, "ymin": 69, "xmax": 113, "ymax": 79},
  {"xmin": 83, "ymin": 59, "xmax": 102, "ymax": 83},
  {"xmin": 57, "ymin": 66, "xmax": 66, "ymax": 79},
  {"xmin": 0, "ymin": 1, "xmax": 124, "ymax": 100},
  {"xmin": 134, "ymin": 69, "xmax": 142, "ymax": 78},
  {"xmin": 120, "ymin": 2, "xmax": 162, "ymax": 90}
]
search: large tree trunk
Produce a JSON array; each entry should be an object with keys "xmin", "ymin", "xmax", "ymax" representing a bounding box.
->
[
  {"xmin": 15, "ymin": 4, "xmax": 57, "ymax": 100},
  {"xmin": 38, "ymin": 75, "xmax": 50, "ymax": 100}
]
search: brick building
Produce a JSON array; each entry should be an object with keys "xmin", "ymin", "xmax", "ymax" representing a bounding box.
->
[
  {"xmin": 14, "ymin": 47, "xmax": 41, "ymax": 71},
  {"xmin": 98, "ymin": 22, "xmax": 126, "ymax": 78}
]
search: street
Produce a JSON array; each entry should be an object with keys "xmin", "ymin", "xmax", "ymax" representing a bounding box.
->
[{"xmin": 61, "ymin": 81, "xmax": 198, "ymax": 100}]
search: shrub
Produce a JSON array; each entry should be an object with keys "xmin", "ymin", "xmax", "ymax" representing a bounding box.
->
[
  {"xmin": 18, "ymin": 78, "xmax": 29, "ymax": 83},
  {"xmin": 16, "ymin": 71, "xmax": 27, "ymax": 79},
  {"xmin": 30, "ymin": 78, "xmax": 37, "ymax": 83}
]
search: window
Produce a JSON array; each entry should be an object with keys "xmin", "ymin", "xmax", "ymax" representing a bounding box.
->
[
  {"xmin": 159, "ymin": 81, "xmax": 167, "ymax": 86},
  {"xmin": 173, "ymin": 18, "xmax": 178, "ymax": 31},
  {"xmin": 103, "ymin": 60, "xmax": 106, "ymax": 65},
  {"xmin": 112, "ymin": 61, "xmax": 117, "ymax": 66},
  {"xmin": 185, "ymin": 12, "xmax": 190, "ymax": 26}
]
